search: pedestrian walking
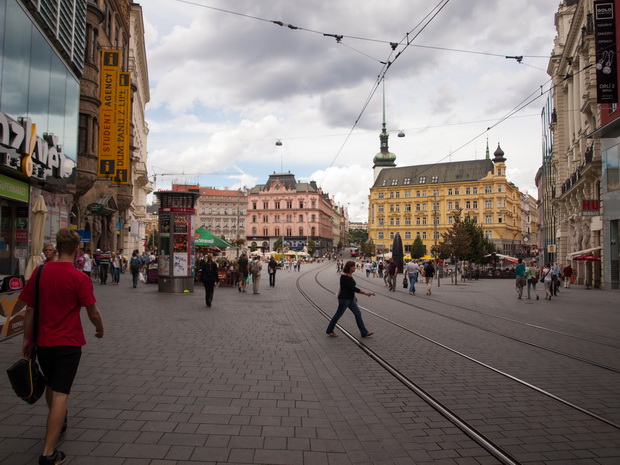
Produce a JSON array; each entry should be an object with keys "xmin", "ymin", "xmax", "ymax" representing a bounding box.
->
[
  {"xmin": 111, "ymin": 252, "xmax": 122, "ymax": 285},
  {"xmin": 129, "ymin": 251, "xmax": 142, "ymax": 288},
  {"xmin": 200, "ymin": 254, "xmax": 219, "ymax": 307},
  {"xmin": 515, "ymin": 258, "xmax": 526, "ymax": 299},
  {"xmin": 526, "ymin": 261, "xmax": 539, "ymax": 300},
  {"xmin": 541, "ymin": 263, "xmax": 553, "ymax": 300},
  {"xmin": 551, "ymin": 261, "xmax": 560, "ymax": 296},
  {"xmin": 268, "ymin": 257, "xmax": 278, "ymax": 287},
  {"xmin": 41, "ymin": 243, "xmax": 57, "ymax": 265},
  {"xmin": 326, "ymin": 260, "xmax": 374, "ymax": 338},
  {"xmin": 250, "ymin": 257, "xmax": 262, "ymax": 294},
  {"xmin": 562, "ymin": 264, "xmax": 572, "ymax": 288},
  {"xmin": 387, "ymin": 259, "xmax": 398, "ymax": 291},
  {"xmin": 98, "ymin": 247, "xmax": 110, "ymax": 285},
  {"xmin": 405, "ymin": 259, "xmax": 420, "ymax": 295},
  {"xmin": 424, "ymin": 261, "xmax": 435, "ymax": 295},
  {"xmin": 83, "ymin": 248, "xmax": 92, "ymax": 277},
  {"xmin": 19, "ymin": 228, "xmax": 104, "ymax": 465},
  {"xmin": 237, "ymin": 253, "xmax": 249, "ymax": 293}
]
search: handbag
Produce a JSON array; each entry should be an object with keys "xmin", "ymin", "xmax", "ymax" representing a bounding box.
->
[
  {"xmin": 6, "ymin": 266, "xmax": 46, "ymax": 404},
  {"xmin": 403, "ymin": 276, "xmax": 408, "ymax": 288},
  {"xmin": 531, "ymin": 276, "xmax": 539, "ymax": 284}
]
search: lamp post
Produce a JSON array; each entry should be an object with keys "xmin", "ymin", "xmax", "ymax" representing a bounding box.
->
[{"xmin": 434, "ymin": 190, "xmax": 440, "ymax": 287}]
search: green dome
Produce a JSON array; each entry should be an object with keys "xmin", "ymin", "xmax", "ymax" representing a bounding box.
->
[{"xmin": 374, "ymin": 151, "xmax": 396, "ymax": 165}]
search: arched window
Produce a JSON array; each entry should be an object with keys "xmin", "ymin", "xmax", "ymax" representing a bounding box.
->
[
  {"xmin": 311, "ymin": 227, "xmax": 316, "ymax": 236},
  {"xmin": 299, "ymin": 227, "xmax": 303, "ymax": 236}
]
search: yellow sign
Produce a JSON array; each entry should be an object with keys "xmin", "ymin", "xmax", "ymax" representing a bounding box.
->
[
  {"xmin": 113, "ymin": 72, "xmax": 131, "ymax": 184},
  {"xmin": 97, "ymin": 50, "xmax": 120, "ymax": 178}
]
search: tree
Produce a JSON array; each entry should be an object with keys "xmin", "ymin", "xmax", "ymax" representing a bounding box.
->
[
  {"xmin": 460, "ymin": 215, "xmax": 497, "ymax": 263},
  {"xmin": 361, "ymin": 239, "xmax": 375, "ymax": 258},
  {"xmin": 432, "ymin": 210, "xmax": 472, "ymax": 284},
  {"xmin": 273, "ymin": 237, "xmax": 283, "ymax": 251},
  {"xmin": 308, "ymin": 237, "xmax": 316, "ymax": 256},
  {"xmin": 348, "ymin": 228, "xmax": 368, "ymax": 246},
  {"xmin": 410, "ymin": 236, "xmax": 426, "ymax": 259},
  {"xmin": 337, "ymin": 240, "xmax": 343, "ymax": 250}
]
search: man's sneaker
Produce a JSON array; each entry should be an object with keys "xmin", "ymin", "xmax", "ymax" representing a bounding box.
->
[{"xmin": 39, "ymin": 450, "xmax": 66, "ymax": 464}]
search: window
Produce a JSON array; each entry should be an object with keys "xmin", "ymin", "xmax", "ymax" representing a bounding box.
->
[
  {"xmin": 485, "ymin": 186, "xmax": 492, "ymax": 193},
  {"xmin": 286, "ymin": 227, "xmax": 292, "ymax": 236},
  {"xmin": 405, "ymin": 217, "xmax": 411, "ymax": 225},
  {"xmin": 378, "ymin": 232, "xmax": 384, "ymax": 240},
  {"xmin": 286, "ymin": 214, "xmax": 292, "ymax": 222},
  {"xmin": 378, "ymin": 193, "xmax": 384, "ymax": 199},
  {"xmin": 299, "ymin": 200, "xmax": 304, "ymax": 208},
  {"xmin": 391, "ymin": 179, "xmax": 398, "ymax": 186},
  {"xmin": 416, "ymin": 218, "xmax": 421, "ymax": 225},
  {"xmin": 455, "ymin": 188, "xmax": 460, "ymax": 195},
  {"xmin": 485, "ymin": 200, "xmax": 492, "ymax": 209},
  {"xmin": 395, "ymin": 192, "xmax": 400, "ymax": 198},
  {"xmin": 287, "ymin": 200, "xmax": 293, "ymax": 208},
  {"xmin": 390, "ymin": 192, "xmax": 394, "ymax": 198},
  {"xmin": 422, "ymin": 203, "xmax": 427, "ymax": 211},
  {"xmin": 448, "ymin": 216, "xmax": 454, "ymax": 224},
  {"xmin": 455, "ymin": 201, "xmax": 460, "ymax": 209},
  {"xmin": 416, "ymin": 203, "xmax": 421, "ymax": 211},
  {"xmin": 252, "ymin": 227, "xmax": 257, "ymax": 235},
  {"xmin": 263, "ymin": 202, "xmax": 269, "ymax": 209},
  {"xmin": 419, "ymin": 176, "xmax": 426, "ymax": 184},
  {"xmin": 299, "ymin": 227, "xmax": 303, "ymax": 235},
  {"xmin": 405, "ymin": 191, "xmax": 411, "ymax": 198},
  {"xmin": 405, "ymin": 203, "xmax": 411, "ymax": 212},
  {"xmin": 252, "ymin": 202, "xmax": 257, "ymax": 210},
  {"xmin": 448, "ymin": 188, "xmax": 453, "ymax": 196},
  {"xmin": 390, "ymin": 204, "xmax": 395, "ymax": 212},
  {"xmin": 275, "ymin": 214, "xmax": 280, "ymax": 222},
  {"xmin": 473, "ymin": 187, "xmax": 478, "ymax": 194},
  {"xmin": 422, "ymin": 232, "xmax": 427, "ymax": 240},
  {"xmin": 404, "ymin": 177, "xmax": 411, "ymax": 185},
  {"xmin": 262, "ymin": 215, "xmax": 268, "ymax": 222},
  {"xmin": 485, "ymin": 230, "xmax": 492, "ymax": 240},
  {"xmin": 311, "ymin": 200, "xmax": 316, "ymax": 208},
  {"xmin": 382, "ymin": 180, "xmax": 386, "ymax": 186},
  {"xmin": 378, "ymin": 205, "xmax": 384, "ymax": 213},
  {"xmin": 485, "ymin": 215, "xmax": 492, "ymax": 223},
  {"xmin": 390, "ymin": 232, "xmax": 395, "ymax": 239},
  {"xmin": 473, "ymin": 201, "xmax": 478, "ymax": 208},
  {"xmin": 433, "ymin": 189, "xmax": 439, "ymax": 197},
  {"xmin": 252, "ymin": 215, "xmax": 257, "ymax": 223},
  {"xmin": 395, "ymin": 205, "xmax": 400, "ymax": 212},
  {"xmin": 299, "ymin": 215, "xmax": 303, "ymax": 222},
  {"xmin": 497, "ymin": 185, "xmax": 503, "ymax": 193},
  {"xmin": 421, "ymin": 191, "xmax": 427, "ymax": 197},
  {"xmin": 405, "ymin": 232, "xmax": 411, "ymax": 240},
  {"xmin": 431, "ymin": 176, "xmax": 439, "ymax": 183},
  {"xmin": 275, "ymin": 201, "xmax": 280, "ymax": 209},
  {"xmin": 433, "ymin": 216, "xmax": 439, "ymax": 225},
  {"xmin": 395, "ymin": 218, "xmax": 400, "ymax": 226},
  {"xmin": 433, "ymin": 202, "xmax": 439, "ymax": 211},
  {"xmin": 466, "ymin": 201, "xmax": 471, "ymax": 209},
  {"xmin": 311, "ymin": 214, "xmax": 316, "ymax": 222},
  {"xmin": 498, "ymin": 216, "xmax": 503, "ymax": 223},
  {"xmin": 472, "ymin": 216, "xmax": 478, "ymax": 223},
  {"xmin": 263, "ymin": 228, "xmax": 268, "ymax": 236},
  {"xmin": 447, "ymin": 201, "xmax": 453, "ymax": 210},
  {"xmin": 378, "ymin": 218, "xmax": 384, "ymax": 226},
  {"xmin": 466, "ymin": 187, "xmax": 471, "ymax": 195},
  {"xmin": 497, "ymin": 199, "xmax": 503, "ymax": 208},
  {"xmin": 390, "ymin": 218, "xmax": 394, "ymax": 226}
]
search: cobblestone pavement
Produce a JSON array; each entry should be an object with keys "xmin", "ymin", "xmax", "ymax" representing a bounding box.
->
[{"xmin": 0, "ymin": 262, "xmax": 619, "ymax": 464}]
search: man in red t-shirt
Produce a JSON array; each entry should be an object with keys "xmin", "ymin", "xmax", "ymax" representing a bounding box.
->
[{"xmin": 20, "ymin": 228, "xmax": 104, "ymax": 465}]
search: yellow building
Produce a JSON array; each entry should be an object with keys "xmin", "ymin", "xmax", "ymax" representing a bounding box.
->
[{"xmin": 368, "ymin": 144, "xmax": 523, "ymax": 257}]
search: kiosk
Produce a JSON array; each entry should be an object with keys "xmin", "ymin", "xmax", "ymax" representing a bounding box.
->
[{"xmin": 155, "ymin": 191, "xmax": 200, "ymax": 293}]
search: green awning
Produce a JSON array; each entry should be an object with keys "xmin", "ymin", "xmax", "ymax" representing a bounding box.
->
[{"xmin": 194, "ymin": 227, "xmax": 232, "ymax": 248}]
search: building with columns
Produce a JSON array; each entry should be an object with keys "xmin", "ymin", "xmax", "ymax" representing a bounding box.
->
[{"xmin": 546, "ymin": 0, "xmax": 604, "ymax": 286}]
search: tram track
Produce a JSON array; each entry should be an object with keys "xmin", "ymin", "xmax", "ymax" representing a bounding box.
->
[
  {"xmin": 295, "ymin": 263, "xmax": 620, "ymax": 464},
  {"xmin": 319, "ymin": 270, "xmax": 620, "ymax": 373}
]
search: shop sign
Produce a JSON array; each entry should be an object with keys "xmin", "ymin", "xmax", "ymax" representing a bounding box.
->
[
  {"xmin": 582, "ymin": 199, "xmax": 601, "ymax": 216},
  {"xmin": 0, "ymin": 110, "xmax": 70, "ymax": 179},
  {"xmin": 547, "ymin": 244, "xmax": 556, "ymax": 253},
  {"xmin": 594, "ymin": 1, "xmax": 618, "ymax": 103},
  {"xmin": 0, "ymin": 174, "xmax": 29, "ymax": 202},
  {"xmin": 87, "ymin": 203, "xmax": 104, "ymax": 213}
]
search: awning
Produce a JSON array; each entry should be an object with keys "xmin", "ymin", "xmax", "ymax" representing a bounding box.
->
[
  {"xmin": 87, "ymin": 194, "xmax": 118, "ymax": 215},
  {"xmin": 567, "ymin": 246, "xmax": 602, "ymax": 259},
  {"xmin": 194, "ymin": 227, "xmax": 232, "ymax": 248}
]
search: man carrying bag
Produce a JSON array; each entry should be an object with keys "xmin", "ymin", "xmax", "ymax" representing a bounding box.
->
[{"xmin": 19, "ymin": 229, "xmax": 104, "ymax": 465}]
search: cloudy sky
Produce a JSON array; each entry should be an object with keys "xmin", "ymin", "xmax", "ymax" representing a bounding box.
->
[{"xmin": 140, "ymin": 0, "xmax": 559, "ymax": 221}]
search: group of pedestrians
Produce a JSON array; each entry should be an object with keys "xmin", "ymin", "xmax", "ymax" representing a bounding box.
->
[{"xmin": 515, "ymin": 259, "xmax": 574, "ymax": 301}]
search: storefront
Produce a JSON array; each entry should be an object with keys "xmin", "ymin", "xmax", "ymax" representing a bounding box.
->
[{"xmin": 0, "ymin": 0, "xmax": 80, "ymax": 337}]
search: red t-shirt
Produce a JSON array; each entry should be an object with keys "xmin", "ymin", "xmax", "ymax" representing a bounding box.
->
[{"xmin": 19, "ymin": 262, "xmax": 97, "ymax": 347}]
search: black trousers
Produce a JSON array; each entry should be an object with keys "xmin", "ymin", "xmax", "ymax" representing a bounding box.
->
[
  {"xmin": 204, "ymin": 282, "xmax": 215, "ymax": 306},
  {"xmin": 99, "ymin": 264, "xmax": 109, "ymax": 283},
  {"xmin": 269, "ymin": 272, "xmax": 276, "ymax": 287}
]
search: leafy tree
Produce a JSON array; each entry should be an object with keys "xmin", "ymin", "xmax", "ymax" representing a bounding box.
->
[
  {"xmin": 432, "ymin": 210, "xmax": 472, "ymax": 284},
  {"xmin": 308, "ymin": 237, "xmax": 316, "ymax": 256},
  {"xmin": 410, "ymin": 236, "xmax": 426, "ymax": 259},
  {"xmin": 337, "ymin": 240, "xmax": 343, "ymax": 250},
  {"xmin": 361, "ymin": 239, "xmax": 375, "ymax": 257},
  {"xmin": 273, "ymin": 237, "xmax": 283, "ymax": 251},
  {"xmin": 460, "ymin": 215, "xmax": 497, "ymax": 262},
  {"xmin": 348, "ymin": 228, "xmax": 368, "ymax": 246}
]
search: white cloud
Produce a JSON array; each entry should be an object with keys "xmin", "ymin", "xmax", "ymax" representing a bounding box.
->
[{"xmin": 141, "ymin": 0, "xmax": 559, "ymax": 219}]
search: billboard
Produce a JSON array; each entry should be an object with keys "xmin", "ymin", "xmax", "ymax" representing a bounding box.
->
[{"xmin": 594, "ymin": 1, "xmax": 619, "ymax": 103}]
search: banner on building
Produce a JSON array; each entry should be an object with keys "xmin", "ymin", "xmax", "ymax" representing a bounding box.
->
[
  {"xmin": 594, "ymin": 1, "xmax": 618, "ymax": 103},
  {"xmin": 97, "ymin": 51, "xmax": 131, "ymax": 184}
]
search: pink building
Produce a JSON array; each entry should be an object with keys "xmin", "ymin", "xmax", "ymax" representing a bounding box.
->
[{"xmin": 247, "ymin": 173, "xmax": 334, "ymax": 255}]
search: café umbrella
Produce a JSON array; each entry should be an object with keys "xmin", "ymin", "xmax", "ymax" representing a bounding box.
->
[
  {"xmin": 25, "ymin": 195, "xmax": 47, "ymax": 280},
  {"xmin": 194, "ymin": 227, "xmax": 232, "ymax": 249},
  {"xmin": 572, "ymin": 254, "xmax": 601, "ymax": 261}
]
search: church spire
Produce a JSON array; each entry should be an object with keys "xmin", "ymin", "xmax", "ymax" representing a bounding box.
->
[
  {"xmin": 373, "ymin": 80, "xmax": 396, "ymax": 175},
  {"xmin": 485, "ymin": 137, "xmax": 490, "ymax": 160}
]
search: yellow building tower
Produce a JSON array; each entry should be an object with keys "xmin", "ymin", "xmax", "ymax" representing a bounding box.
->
[{"xmin": 368, "ymin": 142, "xmax": 523, "ymax": 258}]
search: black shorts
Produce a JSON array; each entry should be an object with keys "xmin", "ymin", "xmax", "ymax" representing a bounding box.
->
[{"xmin": 37, "ymin": 346, "xmax": 82, "ymax": 395}]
